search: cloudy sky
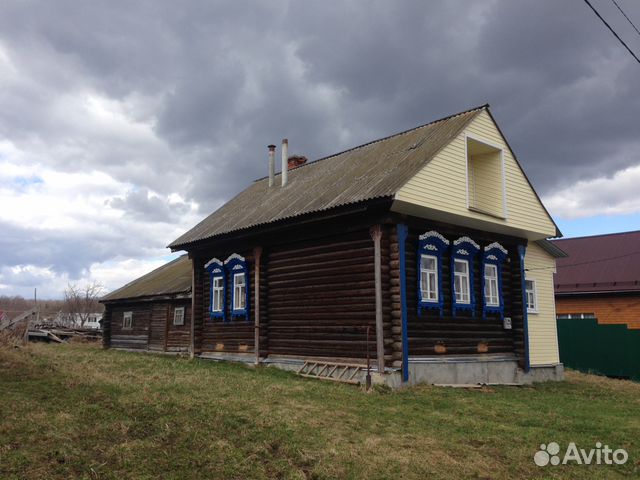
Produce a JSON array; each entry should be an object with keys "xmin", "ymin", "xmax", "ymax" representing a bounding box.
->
[{"xmin": 1, "ymin": 0, "xmax": 639, "ymax": 298}]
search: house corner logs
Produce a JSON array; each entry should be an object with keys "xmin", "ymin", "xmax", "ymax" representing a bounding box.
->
[
  {"xmin": 253, "ymin": 246, "xmax": 262, "ymax": 365},
  {"xmin": 370, "ymin": 224, "xmax": 385, "ymax": 373}
]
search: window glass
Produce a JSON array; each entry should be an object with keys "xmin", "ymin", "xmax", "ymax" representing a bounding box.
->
[
  {"xmin": 454, "ymin": 259, "xmax": 470, "ymax": 304},
  {"xmin": 174, "ymin": 307, "xmax": 185, "ymax": 326},
  {"xmin": 525, "ymin": 279, "xmax": 537, "ymax": 312},
  {"xmin": 484, "ymin": 264, "xmax": 499, "ymax": 306},
  {"xmin": 420, "ymin": 255, "xmax": 438, "ymax": 302},
  {"xmin": 212, "ymin": 276, "xmax": 224, "ymax": 312},
  {"xmin": 123, "ymin": 312, "xmax": 132, "ymax": 329},
  {"xmin": 234, "ymin": 273, "xmax": 246, "ymax": 310}
]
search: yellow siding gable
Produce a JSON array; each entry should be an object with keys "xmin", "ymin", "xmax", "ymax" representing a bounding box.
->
[
  {"xmin": 525, "ymin": 242, "xmax": 560, "ymax": 366},
  {"xmin": 394, "ymin": 110, "xmax": 557, "ymax": 239}
]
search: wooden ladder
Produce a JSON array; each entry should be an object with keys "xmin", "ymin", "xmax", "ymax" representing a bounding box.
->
[{"xmin": 296, "ymin": 360, "xmax": 365, "ymax": 385}]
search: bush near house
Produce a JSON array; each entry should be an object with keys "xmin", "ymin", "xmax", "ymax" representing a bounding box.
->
[{"xmin": 1, "ymin": 344, "xmax": 638, "ymax": 480}]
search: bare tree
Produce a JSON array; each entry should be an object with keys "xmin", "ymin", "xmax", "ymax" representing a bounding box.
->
[{"xmin": 63, "ymin": 282, "xmax": 104, "ymax": 327}]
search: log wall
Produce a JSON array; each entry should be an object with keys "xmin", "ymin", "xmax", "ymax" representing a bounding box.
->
[
  {"xmin": 109, "ymin": 303, "xmax": 151, "ymax": 350},
  {"xmin": 266, "ymin": 229, "xmax": 388, "ymax": 360},
  {"xmin": 167, "ymin": 301, "xmax": 191, "ymax": 352},
  {"xmin": 103, "ymin": 298, "xmax": 191, "ymax": 353},
  {"xmin": 390, "ymin": 221, "xmax": 527, "ymax": 368},
  {"xmin": 197, "ymin": 250, "xmax": 266, "ymax": 354}
]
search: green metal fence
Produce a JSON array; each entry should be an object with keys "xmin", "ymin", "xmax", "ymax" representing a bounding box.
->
[{"xmin": 557, "ymin": 317, "xmax": 640, "ymax": 382}]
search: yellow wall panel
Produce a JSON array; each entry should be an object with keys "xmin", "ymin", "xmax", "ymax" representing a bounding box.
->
[
  {"xmin": 396, "ymin": 110, "xmax": 557, "ymax": 238},
  {"xmin": 525, "ymin": 242, "xmax": 560, "ymax": 366}
]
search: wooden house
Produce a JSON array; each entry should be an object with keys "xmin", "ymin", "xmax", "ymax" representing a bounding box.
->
[
  {"xmin": 147, "ymin": 104, "xmax": 562, "ymax": 386},
  {"xmin": 101, "ymin": 255, "xmax": 191, "ymax": 353}
]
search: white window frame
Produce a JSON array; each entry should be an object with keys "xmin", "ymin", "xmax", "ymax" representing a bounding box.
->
[
  {"xmin": 525, "ymin": 279, "xmax": 538, "ymax": 314},
  {"xmin": 233, "ymin": 272, "xmax": 246, "ymax": 311},
  {"xmin": 420, "ymin": 254, "xmax": 439, "ymax": 303},
  {"xmin": 212, "ymin": 276, "xmax": 224, "ymax": 312},
  {"xmin": 122, "ymin": 311, "xmax": 133, "ymax": 329},
  {"xmin": 453, "ymin": 259, "xmax": 471, "ymax": 304},
  {"xmin": 484, "ymin": 263, "xmax": 500, "ymax": 307},
  {"xmin": 173, "ymin": 306, "xmax": 185, "ymax": 326}
]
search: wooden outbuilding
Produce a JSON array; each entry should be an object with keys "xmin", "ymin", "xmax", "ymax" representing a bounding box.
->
[{"xmin": 101, "ymin": 255, "xmax": 191, "ymax": 353}]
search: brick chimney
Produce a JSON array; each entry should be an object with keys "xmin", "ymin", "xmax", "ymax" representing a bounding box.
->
[{"xmin": 287, "ymin": 155, "xmax": 307, "ymax": 170}]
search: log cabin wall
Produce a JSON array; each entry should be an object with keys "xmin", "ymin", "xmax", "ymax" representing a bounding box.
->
[
  {"xmin": 198, "ymin": 249, "xmax": 261, "ymax": 355},
  {"xmin": 390, "ymin": 219, "xmax": 527, "ymax": 367},
  {"xmin": 265, "ymin": 228, "xmax": 390, "ymax": 361},
  {"xmin": 148, "ymin": 302, "xmax": 169, "ymax": 351},
  {"xmin": 109, "ymin": 302, "xmax": 151, "ymax": 350},
  {"xmin": 166, "ymin": 300, "xmax": 191, "ymax": 352},
  {"xmin": 191, "ymin": 221, "xmax": 391, "ymax": 362},
  {"xmin": 102, "ymin": 305, "xmax": 112, "ymax": 348}
]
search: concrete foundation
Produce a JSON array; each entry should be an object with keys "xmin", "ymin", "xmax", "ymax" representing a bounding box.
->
[{"xmin": 196, "ymin": 352, "xmax": 564, "ymax": 387}]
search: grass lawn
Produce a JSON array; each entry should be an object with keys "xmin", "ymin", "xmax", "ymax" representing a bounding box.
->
[{"xmin": 1, "ymin": 343, "xmax": 638, "ymax": 479}]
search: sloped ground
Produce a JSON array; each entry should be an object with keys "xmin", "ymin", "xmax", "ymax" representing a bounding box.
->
[{"xmin": 0, "ymin": 343, "xmax": 638, "ymax": 479}]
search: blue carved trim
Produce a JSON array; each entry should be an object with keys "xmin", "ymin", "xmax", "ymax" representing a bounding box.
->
[
  {"xmin": 205, "ymin": 258, "xmax": 226, "ymax": 321},
  {"xmin": 481, "ymin": 242, "xmax": 508, "ymax": 319},
  {"xmin": 451, "ymin": 236, "xmax": 480, "ymax": 317},
  {"xmin": 397, "ymin": 224, "xmax": 409, "ymax": 383},
  {"xmin": 417, "ymin": 231, "xmax": 450, "ymax": 316},
  {"xmin": 518, "ymin": 244, "xmax": 531, "ymax": 372},
  {"xmin": 225, "ymin": 254, "xmax": 250, "ymax": 321}
]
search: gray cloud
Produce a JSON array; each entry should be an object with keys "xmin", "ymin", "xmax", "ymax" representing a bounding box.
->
[
  {"xmin": 0, "ymin": 0, "xmax": 639, "ymax": 296},
  {"xmin": 108, "ymin": 188, "xmax": 191, "ymax": 223}
]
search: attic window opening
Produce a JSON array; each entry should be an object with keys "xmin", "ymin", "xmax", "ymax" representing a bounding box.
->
[{"xmin": 466, "ymin": 135, "xmax": 506, "ymax": 219}]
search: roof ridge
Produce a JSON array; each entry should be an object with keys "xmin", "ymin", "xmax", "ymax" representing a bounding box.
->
[
  {"xmin": 100, "ymin": 254, "xmax": 188, "ymax": 301},
  {"xmin": 254, "ymin": 103, "xmax": 489, "ymax": 182},
  {"xmin": 552, "ymin": 229, "xmax": 640, "ymax": 241}
]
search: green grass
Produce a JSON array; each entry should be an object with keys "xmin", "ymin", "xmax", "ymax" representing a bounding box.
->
[{"xmin": 1, "ymin": 343, "xmax": 638, "ymax": 479}]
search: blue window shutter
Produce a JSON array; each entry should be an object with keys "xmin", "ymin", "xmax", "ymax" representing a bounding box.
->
[
  {"xmin": 205, "ymin": 258, "xmax": 226, "ymax": 321},
  {"xmin": 225, "ymin": 253, "xmax": 250, "ymax": 321}
]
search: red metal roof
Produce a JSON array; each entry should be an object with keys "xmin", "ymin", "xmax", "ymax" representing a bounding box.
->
[{"xmin": 552, "ymin": 231, "xmax": 640, "ymax": 294}]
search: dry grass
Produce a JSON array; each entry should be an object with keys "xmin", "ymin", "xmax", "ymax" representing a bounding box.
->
[{"xmin": 0, "ymin": 343, "xmax": 638, "ymax": 479}]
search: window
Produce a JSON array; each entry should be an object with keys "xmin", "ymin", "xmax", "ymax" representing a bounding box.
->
[
  {"xmin": 420, "ymin": 254, "xmax": 438, "ymax": 302},
  {"xmin": 466, "ymin": 135, "xmax": 506, "ymax": 218},
  {"xmin": 212, "ymin": 276, "xmax": 224, "ymax": 312},
  {"xmin": 122, "ymin": 311, "xmax": 132, "ymax": 329},
  {"xmin": 453, "ymin": 259, "xmax": 470, "ymax": 304},
  {"xmin": 233, "ymin": 273, "xmax": 246, "ymax": 310},
  {"xmin": 525, "ymin": 279, "xmax": 537, "ymax": 313},
  {"xmin": 484, "ymin": 264, "xmax": 499, "ymax": 306},
  {"xmin": 174, "ymin": 306, "xmax": 185, "ymax": 326},
  {"xmin": 205, "ymin": 257, "xmax": 226, "ymax": 320},
  {"xmin": 556, "ymin": 313, "xmax": 595, "ymax": 320}
]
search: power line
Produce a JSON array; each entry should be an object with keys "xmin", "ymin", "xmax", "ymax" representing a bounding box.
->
[
  {"xmin": 582, "ymin": 0, "xmax": 640, "ymax": 64},
  {"xmin": 611, "ymin": 0, "xmax": 640, "ymax": 37}
]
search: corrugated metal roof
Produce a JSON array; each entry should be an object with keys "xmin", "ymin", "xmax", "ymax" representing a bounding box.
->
[
  {"xmin": 100, "ymin": 255, "xmax": 192, "ymax": 302},
  {"xmin": 169, "ymin": 105, "xmax": 487, "ymax": 249},
  {"xmin": 552, "ymin": 231, "xmax": 640, "ymax": 294}
]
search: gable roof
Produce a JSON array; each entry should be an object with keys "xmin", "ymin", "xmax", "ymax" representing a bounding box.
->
[
  {"xmin": 100, "ymin": 255, "xmax": 192, "ymax": 302},
  {"xmin": 169, "ymin": 105, "xmax": 487, "ymax": 249},
  {"xmin": 552, "ymin": 230, "xmax": 640, "ymax": 294}
]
